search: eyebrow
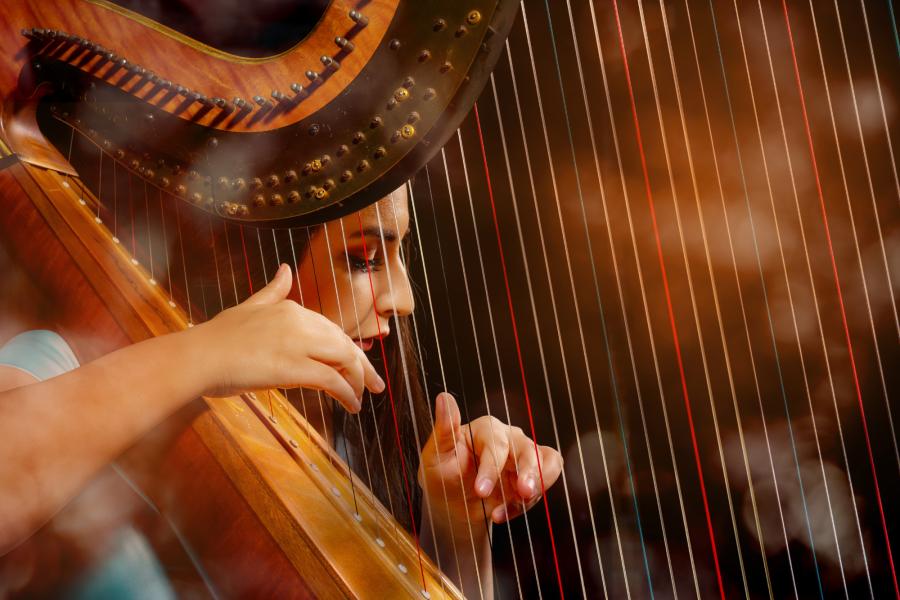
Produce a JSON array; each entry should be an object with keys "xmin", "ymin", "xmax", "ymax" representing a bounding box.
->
[{"xmin": 348, "ymin": 226, "xmax": 398, "ymax": 242}]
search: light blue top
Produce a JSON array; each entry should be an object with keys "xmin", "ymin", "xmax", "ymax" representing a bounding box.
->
[
  {"xmin": 0, "ymin": 330, "xmax": 177, "ymax": 600},
  {"xmin": 0, "ymin": 330, "xmax": 80, "ymax": 382}
]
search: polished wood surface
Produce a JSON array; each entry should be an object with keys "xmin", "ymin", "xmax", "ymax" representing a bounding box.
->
[{"xmin": 0, "ymin": 0, "xmax": 397, "ymax": 132}]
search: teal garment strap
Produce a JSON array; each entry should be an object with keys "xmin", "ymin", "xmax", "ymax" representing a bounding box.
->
[{"xmin": 0, "ymin": 330, "xmax": 80, "ymax": 382}]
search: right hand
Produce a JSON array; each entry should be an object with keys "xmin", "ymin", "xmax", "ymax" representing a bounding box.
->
[{"xmin": 188, "ymin": 263, "xmax": 384, "ymax": 412}]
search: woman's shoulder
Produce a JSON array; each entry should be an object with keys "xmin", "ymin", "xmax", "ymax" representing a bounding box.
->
[{"xmin": 0, "ymin": 329, "xmax": 80, "ymax": 382}]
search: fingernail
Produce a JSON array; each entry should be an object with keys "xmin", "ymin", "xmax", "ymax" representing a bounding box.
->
[
  {"xmin": 373, "ymin": 375, "xmax": 385, "ymax": 393},
  {"xmin": 476, "ymin": 478, "xmax": 493, "ymax": 497},
  {"xmin": 493, "ymin": 506, "xmax": 507, "ymax": 523},
  {"xmin": 524, "ymin": 474, "xmax": 537, "ymax": 497}
]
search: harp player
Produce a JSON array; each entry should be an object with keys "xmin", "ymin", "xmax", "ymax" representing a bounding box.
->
[{"xmin": 0, "ymin": 184, "xmax": 563, "ymax": 598}]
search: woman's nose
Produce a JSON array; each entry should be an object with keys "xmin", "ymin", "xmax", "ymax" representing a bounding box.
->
[{"xmin": 375, "ymin": 259, "xmax": 414, "ymax": 317}]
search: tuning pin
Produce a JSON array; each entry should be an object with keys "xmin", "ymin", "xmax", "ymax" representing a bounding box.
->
[
  {"xmin": 349, "ymin": 10, "xmax": 369, "ymax": 27},
  {"xmin": 305, "ymin": 70, "xmax": 319, "ymax": 82},
  {"xmin": 290, "ymin": 82, "xmax": 304, "ymax": 95},
  {"xmin": 320, "ymin": 56, "xmax": 339, "ymax": 70},
  {"xmin": 334, "ymin": 37, "xmax": 354, "ymax": 52}
]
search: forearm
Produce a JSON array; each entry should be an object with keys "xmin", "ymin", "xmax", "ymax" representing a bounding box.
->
[
  {"xmin": 0, "ymin": 329, "xmax": 207, "ymax": 554},
  {"xmin": 421, "ymin": 500, "xmax": 494, "ymax": 599}
]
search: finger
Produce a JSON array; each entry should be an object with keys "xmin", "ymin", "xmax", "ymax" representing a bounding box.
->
[
  {"xmin": 432, "ymin": 392, "xmax": 461, "ymax": 454},
  {"xmin": 299, "ymin": 360, "xmax": 360, "ymax": 413},
  {"xmin": 512, "ymin": 434, "xmax": 543, "ymax": 500},
  {"xmin": 472, "ymin": 424, "xmax": 509, "ymax": 499},
  {"xmin": 341, "ymin": 351, "xmax": 365, "ymax": 400},
  {"xmin": 242, "ymin": 263, "xmax": 291, "ymax": 306},
  {"xmin": 491, "ymin": 500, "xmax": 526, "ymax": 524},
  {"xmin": 361, "ymin": 351, "xmax": 385, "ymax": 394}
]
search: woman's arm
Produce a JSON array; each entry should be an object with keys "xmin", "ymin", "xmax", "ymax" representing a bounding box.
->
[{"xmin": 0, "ymin": 264, "xmax": 383, "ymax": 556}]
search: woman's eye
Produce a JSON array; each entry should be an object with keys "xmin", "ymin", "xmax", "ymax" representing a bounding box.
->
[{"xmin": 348, "ymin": 254, "xmax": 380, "ymax": 272}]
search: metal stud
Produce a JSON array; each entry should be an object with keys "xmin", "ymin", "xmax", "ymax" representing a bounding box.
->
[
  {"xmin": 334, "ymin": 37, "xmax": 354, "ymax": 51},
  {"xmin": 348, "ymin": 10, "xmax": 368, "ymax": 26}
]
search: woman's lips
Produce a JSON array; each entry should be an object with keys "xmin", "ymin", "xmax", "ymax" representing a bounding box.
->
[{"xmin": 354, "ymin": 338, "xmax": 375, "ymax": 352}]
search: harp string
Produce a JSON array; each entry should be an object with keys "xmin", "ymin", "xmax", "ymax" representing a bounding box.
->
[
  {"xmin": 856, "ymin": 1, "xmax": 900, "ymax": 202},
  {"xmin": 445, "ymin": 131, "xmax": 545, "ymax": 598},
  {"xmin": 780, "ymin": 1, "xmax": 899, "ymax": 594},
  {"xmin": 403, "ymin": 182, "xmax": 491, "ymax": 594},
  {"xmin": 654, "ymin": 0, "xmax": 781, "ymax": 596},
  {"xmin": 579, "ymin": 5, "xmax": 709, "ymax": 595},
  {"xmin": 373, "ymin": 196, "xmax": 465, "ymax": 597},
  {"xmin": 319, "ymin": 224, "xmax": 365, "ymax": 520},
  {"xmin": 354, "ymin": 211, "xmax": 429, "ymax": 591},
  {"xmin": 329, "ymin": 219, "xmax": 411, "ymax": 570},
  {"xmin": 635, "ymin": 2, "xmax": 766, "ymax": 596},
  {"xmin": 742, "ymin": 0, "xmax": 874, "ymax": 594},
  {"xmin": 143, "ymin": 182, "xmax": 155, "ymax": 284},
  {"xmin": 524, "ymin": 1, "xmax": 658, "ymax": 594},
  {"xmin": 298, "ymin": 228, "xmax": 342, "ymax": 473},
  {"xmin": 705, "ymin": 1, "xmax": 830, "ymax": 596},
  {"xmin": 826, "ymin": 0, "xmax": 900, "ymax": 458},
  {"xmin": 158, "ymin": 189, "xmax": 175, "ymax": 308},
  {"xmin": 443, "ymin": 42, "xmax": 568, "ymax": 598},
  {"xmin": 208, "ymin": 217, "xmax": 224, "ymax": 312}
]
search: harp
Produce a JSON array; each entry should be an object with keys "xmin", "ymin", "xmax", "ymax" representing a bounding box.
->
[
  {"xmin": 1, "ymin": 0, "xmax": 898, "ymax": 598},
  {"xmin": 0, "ymin": 0, "xmax": 518, "ymax": 597}
]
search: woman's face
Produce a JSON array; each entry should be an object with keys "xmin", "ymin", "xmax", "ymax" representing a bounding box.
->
[{"xmin": 295, "ymin": 187, "xmax": 414, "ymax": 351}]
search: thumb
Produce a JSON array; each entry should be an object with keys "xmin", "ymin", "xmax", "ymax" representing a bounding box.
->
[
  {"xmin": 433, "ymin": 392, "xmax": 461, "ymax": 454},
  {"xmin": 243, "ymin": 263, "xmax": 292, "ymax": 306}
]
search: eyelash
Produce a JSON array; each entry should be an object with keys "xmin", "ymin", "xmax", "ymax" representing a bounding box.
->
[{"xmin": 347, "ymin": 254, "xmax": 382, "ymax": 273}]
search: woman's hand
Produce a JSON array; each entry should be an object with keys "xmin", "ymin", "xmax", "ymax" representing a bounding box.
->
[
  {"xmin": 187, "ymin": 263, "xmax": 384, "ymax": 412},
  {"xmin": 418, "ymin": 392, "xmax": 562, "ymax": 527}
]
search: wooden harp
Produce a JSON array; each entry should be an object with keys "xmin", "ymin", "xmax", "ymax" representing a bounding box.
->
[{"xmin": 0, "ymin": 0, "xmax": 516, "ymax": 597}]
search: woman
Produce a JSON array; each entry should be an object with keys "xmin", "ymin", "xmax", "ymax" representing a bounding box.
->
[{"xmin": 0, "ymin": 185, "xmax": 562, "ymax": 597}]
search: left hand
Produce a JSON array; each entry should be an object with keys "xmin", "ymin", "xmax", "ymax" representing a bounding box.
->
[{"xmin": 418, "ymin": 392, "xmax": 563, "ymax": 526}]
